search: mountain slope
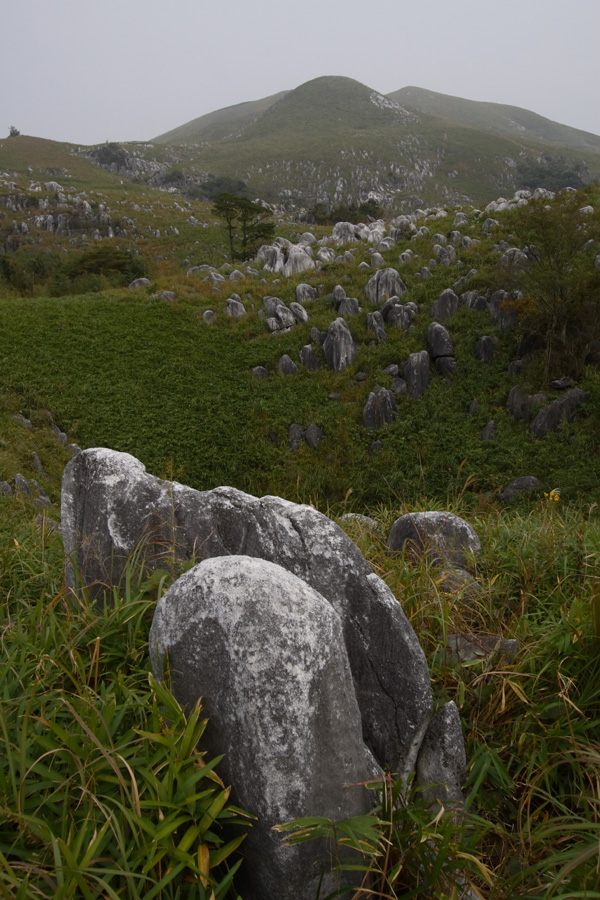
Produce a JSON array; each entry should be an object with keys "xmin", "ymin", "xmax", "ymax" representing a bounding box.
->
[
  {"xmin": 137, "ymin": 77, "xmax": 600, "ymax": 210},
  {"xmin": 153, "ymin": 90, "xmax": 289, "ymax": 144},
  {"xmin": 389, "ymin": 86, "xmax": 600, "ymax": 155}
]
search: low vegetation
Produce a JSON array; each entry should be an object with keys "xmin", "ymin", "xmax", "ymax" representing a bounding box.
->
[{"xmin": 1, "ymin": 143, "xmax": 600, "ymax": 896}]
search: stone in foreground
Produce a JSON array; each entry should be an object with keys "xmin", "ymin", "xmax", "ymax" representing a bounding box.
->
[
  {"xmin": 150, "ymin": 555, "xmax": 372, "ymax": 900},
  {"xmin": 62, "ymin": 449, "xmax": 433, "ymax": 776}
]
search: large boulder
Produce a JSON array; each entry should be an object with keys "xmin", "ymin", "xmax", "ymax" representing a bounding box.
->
[
  {"xmin": 322, "ymin": 318, "xmax": 357, "ymax": 372},
  {"xmin": 362, "ymin": 389, "xmax": 397, "ymax": 429},
  {"xmin": 387, "ymin": 511, "xmax": 481, "ymax": 570},
  {"xmin": 62, "ymin": 449, "xmax": 433, "ymax": 776},
  {"xmin": 364, "ymin": 268, "xmax": 407, "ymax": 304},
  {"xmin": 283, "ymin": 244, "xmax": 315, "ymax": 278},
  {"xmin": 403, "ymin": 350, "xmax": 430, "ymax": 398},
  {"xmin": 427, "ymin": 322, "xmax": 454, "ymax": 359},
  {"xmin": 430, "ymin": 289, "xmax": 459, "ymax": 320},
  {"xmin": 150, "ymin": 556, "xmax": 373, "ymax": 900},
  {"xmin": 530, "ymin": 388, "xmax": 586, "ymax": 438}
]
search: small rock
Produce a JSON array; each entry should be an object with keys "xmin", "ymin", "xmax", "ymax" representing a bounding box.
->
[
  {"xmin": 304, "ymin": 423, "xmax": 324, "ymax": 449},
  {"xmin": 128, "ymin": 277, "xmax": 151, "ymax": 289},
  {"xmin": 499, "ymin": 476, "xmax": 543, "ymax": 502},
  {"xmin": 278, "ymin": 354, "xmax": 298, "ymax": 375},
  {"xmin": 252, "ymin": 366, "xmax": 269, "ymax": 379},
  {"xmin": 288, "ymin": 424, "xmax": 304, "ymax": 450},
  {"xmin": 480, "ymin": 420, "xmax": 497, "ymax": 441}
]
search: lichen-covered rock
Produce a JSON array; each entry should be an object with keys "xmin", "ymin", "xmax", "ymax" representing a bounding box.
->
[
  {"xmin": 338, "ymin": 297, "xmax": 361, "ymax": 317},
  {"xmin": 367, "ymin": 310, "xmax": 387, "ymax": 343},
  {"xmin": 303, "ymin": 423, "xmax": 324, "ymax": 449},
  {"xmin": 283, "ymin": 244, "xmax": 315, "ymax": 278},
  {"xmin": 62, "ymin": 449, "xmax": 433, "ymax": 776},
  {"xmin": 226, "ymin": 297, "xmax": 246, "ymax": 319},
  {"xmin": 299, "ymin": 345, "xmax": 320, "ymax": 371},
  {"xmin": 323, "ymin": 318, "xmax": 357, "ymax": 372},
  {"xmin": 387, "ymin": 511, "xmax": 481, "ymax": 570},
  {"xmin": 296, "ymin": 283, "xmax": 318, "ymax": 304},
  {"xmin": 150, "ymin": 556, "xmax": 373, "ymax": 900},
  {"xmin": 128, "ymin": 277, "xmax": 151, "ymax": 289}
]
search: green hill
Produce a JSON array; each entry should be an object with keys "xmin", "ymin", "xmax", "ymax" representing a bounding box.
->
[{"xmin": 389, "ymin": 85, "xmax": 600, "ymax": 155}]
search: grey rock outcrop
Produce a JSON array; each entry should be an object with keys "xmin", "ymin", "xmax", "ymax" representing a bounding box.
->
[
  {"xmin": 362, "ymin": 389, "xmax": 397, "ymax": 429},
  {"xmin": 499, "ymin": 476, "xmax": 543, "ymax": 501},
  {"xmin": 403, "ymin": 351, "xmax": 430, "ymax": 398},
  {"xmin": 387, "ymin": 511, "xmax": 481, "ymax": 570},
  {"xmin": 296, "ymin": 283, "xmax": 317, "ymax": 304},
  {"xmin": 476, "ymin": 336, "xmax": 495, "ymax": 363},
  {"xmin": 367, "ymin": 311, "xmax": 387, "ymax": 342},
  {"xmin": 416, "ymin": 702, "xmax": 466, "ymax": 810},
  {"xmin": 278, "ymin": 354, "xmax": 298, "ymax": 375},
  {"xmin": 427, "ymin": 322, "xmax": 454, "ymax": 359},
  {"xmin": 430, "ymin": 289, "xmax": 459, "ymax": 320},
  {"xmin": 338, "ymin": 297, "xmax": 361, "ymax": 316},
  {"xmin": 299, "ymin": 345, "xmax": 321, "ymax": 371},
  {"xmin": 226, "ymin": 297, "xmax": 246, "ymax": 319},
  {"xmin": 323, "ymin": 318, "xmax": 357, "ymax": 372},
  {"xmin": 283, "ymin": 244, "xmax": 315, "ymax": 278},
  {"xmin": 530, "ymin": 388, "xmax": 586, "ymax": 438},
  {"xmin": 62, "ymin": 449, "xmax": 433, "ymax": 776},
  {"xmin": 150, "ymin": 556, "xmax": 373, "ymax": 900},
  {"xmin": 364, "ymin": 268, "xmax": 407, "ymax": 304},
  {"xmin": 128, "ymin": 277, "xmax": 151, "ymax": 289}
]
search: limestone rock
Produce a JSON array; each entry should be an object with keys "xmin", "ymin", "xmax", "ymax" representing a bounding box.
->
[
  {"xmin": 427, "ymin": 322, "xmax": 454, "ymax": 359},
  {"xmin": 62, "ymin": 449, "xmax": 433, "ymax": 776},
  {"xmin": 278, "ymin": 354, "xmax": 298, "ymax": 376},
  {"xmin": 299, "ymin": 345, "xmax": 320, "ymax": 371},
  {"xmin": 323, "ymin": 318, "xmax": 357, "ymax": 372},
  {"xmin": 226, "ymin": 297, "xmax": 246, "ymax": 319},
  {"xmin": 530, "ymin": 388, "xmax": 586, "ymax": 438},
  {"xmin": 150, "ymin": 556, "xmax": 373, "ymax": 900},
  {"xmin": 303, "ymin": 423, "xmax": 323, "ymax": 449},
  {"xmin": 499, "ymin": 476, "xmax": 543, "ymax": 501},
  {"xmin": 296, "ymin": 283, "xmax": 317, "ymax": 304},
  {"xmin": 367, "ymin": 310, "xmax": 387, "ymax": 343},
  {"xmin": 387, "ymin": 511, "xmax": 481, "ymax": 570},
  {"xmin": 362, "ymin": 389, "xmax": 397, "ymax": 429},
  {"xmin": 481, "ymin": 420, "xmax": 497, "ymax": 441},
  {"xmin": 364, "ymin": 268, "xmax": 407, "ymax": 304},
  {"xmin": 416, "ymin": 702, "xmax": 466, "ymax": 810},
  {"xmin": 128, "ymin": 277, "xmax": 151, "ymax": 289},
  {"xmin": 476, "ymin": 336, "xmax": 495, "ymax": 362},
  {"xmin": 430, "ymin": 289, "xmax": 459, "ymax": 320},
  {"xmin": 403, "ymin": 351, "xmax": 430, "ymax": 398}
]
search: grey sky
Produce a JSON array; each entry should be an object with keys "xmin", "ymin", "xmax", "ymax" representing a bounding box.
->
[{"xmin": 3, "ymin": 0, "xmax": 599, "ymax": 145}]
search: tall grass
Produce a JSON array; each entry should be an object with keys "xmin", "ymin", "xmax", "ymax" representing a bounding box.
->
[{"xmin": 0, "ymin": 521, "xmax": 251, "ymax": 899}]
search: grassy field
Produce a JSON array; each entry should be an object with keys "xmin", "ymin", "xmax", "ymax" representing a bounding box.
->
[{"xmin": 1, "ymin": 171, "xmax": 600, "ymax": 896}]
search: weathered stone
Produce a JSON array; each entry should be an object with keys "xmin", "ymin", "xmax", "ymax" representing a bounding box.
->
[
  {"xmin": 332, "ymin": 221, "xmax": 358, "ymax": 245},
  {"xmin": 427, "ymin": 322, "xmax": 454, "ymax": 359},
  {"xmin": 416, "ymin": 702, "xmax": 466, "ymax": 810},
  {"xmin": 435, "ymin": 356, "xmax": 457, "ymax": 377},
  {"xmin": 296, "ymin": 283, "xmax": 317, "ymax": 304},
  {"xmin": 323, "ymin": 318, "xmax": 357, "ymax": 372},
  {"xmin": 252, "ymin": 366, "xmax": 269, "ymax": 379},
  {"xmin": 499, "ymin": 476, "xmax": 543, "ymax": 501},
  {"xmin": 202, "ymin": 309, "xmax": 215, "ymax": 323},
  {"xmin": 256, "ymin": 244, "xmax": 284, "ymax": 273},
  {"xmin": 288, "ymin": 424, "xmax": 304, "ymax": 450},
  {"xmin": 150, "ymin": 556, "xmax": 373, "ymax": 900},
  {"xmin": 364, "ymin": 268, "xmax": 407, "ymax": 304},
  {"xmin": 299, "ymin": 345, "xmax": 320, "ymax": 371},
  {"xmin": 430, "ymin": 288, "xmax": 459, "ymax": 320},
  {"xmin": 468, "ymin": 399, "xmax": 479, "ymax": 417},
  {"xmin": 499, "ymin": 247, "xmax": 529, "ymax": 271},
  {"xmin": 226, "ymin": 298, "xmax": 246, "ymax": 319},
  {"xmin": 437, "ymin": 568, "xmax": 483, "ymax": 603},
  {"xmin": 278, "ymin": 354, "xmax": 298, "ymax": 376},
  {"xmin": 362, "ymin": 389, "xmax": 397, "ymax": 429},
  {"xmin": 62, "ymin": 449, "xmax": 433, "ymax": 776},
  {"xmin": 476, "ymin": 336, "xmax": 495, "ymax": 362},
  {"xmin": 13, "ymin": 414, "xmax": 32, "ymax": 429},
  {"xmin": 390, "ymin": 376, "xmax": 407, "ymax": 396},
  {"xmin": 66, "ymin": 443, "xmax": 82, "ymax": 458},
  {"xmin": 283, "ymin": 245, "xmax": 315, "ymax": 278},
  {"xmin": 304, "ymin": 423, "xmax": 324, "ymax": 449},
  {"xmin": 481, "ymin": 420, "xmax": 497, "ymax": 441},
  {"xmin": 338, "ymin": 297, "xmax": 361, "ymax": 316},
  {"xmin": 387, "ymin": 511, "xmax": 481, "ymax": 570},
  {"xmin": 371, "ymin": 252, "xmax": 385, "ymax": 267},
  {"xmin": 128, "ymin": 277, "xmax": 151, "ymax": 289},
  {"xmin": 11, "ymin": 473, "xmax": 31, "ymax": 495},
  {"xmin": 530, "ymin": 389, "xmax": 586, "ymax": 438},
  {"xmin": 403, "ymin": 351, "xmax": 430, "ymax": 398},
  {"xmin": 489, "ymin": 290, "xmax": 517, "ymax": 330},
  {"xmin": 151, "ymin": 290, "xmax": 176, "ymax": 301},
  {"xmin": 507, "ymin": 385, "xmax": 544, "ymax": 422},
  {"xmin": 446, "ymin": 633, "xmax": 520, "ymax": 665},
  {"xmin": 0, "ymin": 481, "xmax": 13, "ymax": 495},
  {"xmin": 367, "ymin": 311, "xmax": 387, "ymax": 342},
  {"xmin": 289, "ymin": 301, "xmax": 309, "ymax": 323},
  {"xmin": 31, "ymin": 452, "xmax": 45, "ymax": 475}
]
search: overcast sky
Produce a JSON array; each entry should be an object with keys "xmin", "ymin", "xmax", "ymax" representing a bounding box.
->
[{"xmin": 3, "ymin": 0, "xmax": 599, "ymax": 145}]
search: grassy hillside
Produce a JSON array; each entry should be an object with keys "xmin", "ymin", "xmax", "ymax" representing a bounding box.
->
[
  {"xmin": 153, "ymin": 90, "xmax": 290, "ymax": 144},
  {"xmin": 1, "ymin": 179, "xmax": 600, "ymax": 896},
  {"xmin": 138, "ymin": 77, "xmax": 600, "ymax": 210},
  {"xmin": 390, "ymin": 85, "xmax": 600, "ymax": 154}
]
